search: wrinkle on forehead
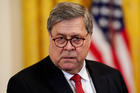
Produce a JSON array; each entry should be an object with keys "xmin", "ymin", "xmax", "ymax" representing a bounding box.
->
[{"xmin": 51, "ymin": 17, "xmax": 87, "ymax": 36}]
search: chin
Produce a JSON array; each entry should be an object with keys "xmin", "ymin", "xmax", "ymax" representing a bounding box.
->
[{"xmin": 61, "ymin": 63, "xmax": 76, "ymax": 71}]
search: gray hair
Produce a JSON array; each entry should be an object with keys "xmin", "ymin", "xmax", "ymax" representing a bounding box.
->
[{"xmin": 47, "ymin": 2, "xmax": 93, "ymax": 34}]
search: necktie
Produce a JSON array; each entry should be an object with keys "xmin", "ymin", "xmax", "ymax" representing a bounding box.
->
[{"xmin": 71, "ymin": 74, "xmax": 84, "ymax": 93}]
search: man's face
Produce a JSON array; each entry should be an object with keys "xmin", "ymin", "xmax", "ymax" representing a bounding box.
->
[{"xmin": 49, "ymin": 17, "xmax": 92, "ymax": 74}]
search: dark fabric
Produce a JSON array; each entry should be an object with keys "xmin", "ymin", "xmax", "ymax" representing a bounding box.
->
[{"xmin": 7, "ymin": 56, "xmax": 128, "ymax": 93}]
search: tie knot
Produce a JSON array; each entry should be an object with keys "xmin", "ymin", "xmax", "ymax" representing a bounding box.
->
[{"xmin": 71, "ymin": 74, "xmax": 81, "ymax": 82}]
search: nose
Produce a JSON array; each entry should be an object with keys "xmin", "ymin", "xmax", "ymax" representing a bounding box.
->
[{"xmin": 63, "ymin": 41, "xmax": 75, "ymax": 50}]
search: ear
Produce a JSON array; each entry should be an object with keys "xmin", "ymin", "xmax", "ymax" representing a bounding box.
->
[
  {"xmin": 88, "ymin": 34, "xmax": 92, "ymax": 42},
  {"xmin": 48, "ymin": 32, "xmax": 52, "ymax": 40}
]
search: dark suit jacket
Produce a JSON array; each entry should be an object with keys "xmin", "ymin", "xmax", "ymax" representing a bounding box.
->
[{"xmin": 7, "ymin": 56, "xmax": 128, "ymax": 93}]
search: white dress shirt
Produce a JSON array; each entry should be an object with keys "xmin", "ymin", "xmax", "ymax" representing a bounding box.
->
[{"xmin": 62, "ymin": 61, "xmax": 96, "ymax": 93}]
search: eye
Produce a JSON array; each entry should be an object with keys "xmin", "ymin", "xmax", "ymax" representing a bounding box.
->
[
  {"xmin": 55, "ymin": 37, "xmax": 66, "ymax": 44},
  {"xmin": 73, "ymin": 37, "xmax": 80, "ymax": 40},
  {"xmin": 57, "ymin": 37, "xmax": 64, "ymax": 40},
  {"xmin": 72, "ymin": 37, "xmax": 82, "ymax": 44}
]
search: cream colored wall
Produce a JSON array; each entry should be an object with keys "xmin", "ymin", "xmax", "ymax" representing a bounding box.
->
[{"xmin": 0, "ymin": 0, "xmax": 22, "ymax": 93}]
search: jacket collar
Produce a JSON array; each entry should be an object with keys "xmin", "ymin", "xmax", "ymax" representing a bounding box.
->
[
  {"xmin": 86, "ymin": 59, "xmax": 109, "ymax": 93},
  {"xmin": 43, "ymin": 56, "xmax": 73, "ymax": 93},
  {"xmin": 43, "ymin": 56, "xmax": 108, "ymax": 93}
]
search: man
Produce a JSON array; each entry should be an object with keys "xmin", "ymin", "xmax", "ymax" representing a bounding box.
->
[{"xmin": 7, "ymin": 2, "xmax": 128, "ymax": 93}]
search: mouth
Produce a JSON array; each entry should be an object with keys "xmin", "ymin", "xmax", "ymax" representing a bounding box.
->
[
  {"xmin": 62, "ymin": 56, "xmax": 76, "ymax": 59},
  {"xmin": 61, "ymin": 56, "xmax": 76, "ymax": 61}
]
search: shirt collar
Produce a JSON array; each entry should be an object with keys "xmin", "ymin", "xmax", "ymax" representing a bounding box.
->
[{"xmin": 62, "ymin": 60, "xmax": 89, "ymax": 81}]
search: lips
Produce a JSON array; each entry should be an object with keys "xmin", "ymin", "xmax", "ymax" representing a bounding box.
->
[
  {"xmin": 61, "ymin": 56, "xmax": 76, "ymax": 60},
  {"xmin": 62, "ymin": 57, "xmax": 75, "ymax": 58},
  {"xmin": 62, "ymin": 56, "xmax": 76, "ymax": 58}
]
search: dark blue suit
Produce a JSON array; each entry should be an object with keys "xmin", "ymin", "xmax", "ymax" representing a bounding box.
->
[{"xmin": 7, "ymin": 56, "xmax": 128, "ymax": 93}]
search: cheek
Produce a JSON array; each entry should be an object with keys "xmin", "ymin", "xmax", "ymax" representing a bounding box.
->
[
  {"xmin": 49, "ymin": 42, "xmax": 62, "ymax": 62},
  {"xmin": 76, "ymin": 43, "xmax": 90, "ymax": 60}
]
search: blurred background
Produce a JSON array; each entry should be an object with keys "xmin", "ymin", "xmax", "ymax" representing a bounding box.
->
[{"xmin": 0, "ymin": 0, "xmax": 139, "ymax": 93}]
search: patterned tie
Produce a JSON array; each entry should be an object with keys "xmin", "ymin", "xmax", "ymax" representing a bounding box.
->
[{"xmin": 71, "ymin": 74, "xmax": 84, "ymax": 93}]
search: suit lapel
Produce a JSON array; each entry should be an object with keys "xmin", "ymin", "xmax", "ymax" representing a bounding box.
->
[
  {"xmin": 42, "ymin": 56, "xmax": 109, "ymax": 93},
  {"xmin": 43, "ymin": 56, "xmax": 73, "ymax": 93},
  {"xmin": 86, "ymin": 60, "xmax": 109, "ymax": 93}
]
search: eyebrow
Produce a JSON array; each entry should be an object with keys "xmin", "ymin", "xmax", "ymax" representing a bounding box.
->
[{"xmin": 55, "ymin": 33, "xmax": 82, "ymax": 37}]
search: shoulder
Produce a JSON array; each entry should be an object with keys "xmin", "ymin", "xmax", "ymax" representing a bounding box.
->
[
  {"xmin": 7, "ymin": 56, "xmax": 53, "ymax": 93},
  {"xmin": 8, "ymin": 56, "xmax": 50, "ymax": 86},
  {"xmin": 12, "ymin": 57, "xmax": 48, "ymax": 79},
  {"xmin": 85, "ymin": 59, "xmax": 128, "ymax": 93},
  {"xmin": 85, "ymin": 59, "xmax": 127, "ymax": 87},
  {"xmin": 85, "ymin": 59, "xmax": 120, "ymax": 76},
  {"xmin": 7, "ymin": 56, "xmax": 62, "ymax": 93}
]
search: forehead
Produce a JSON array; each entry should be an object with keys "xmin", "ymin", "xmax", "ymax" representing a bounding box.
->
[{"xmin": 51, "ymin": 17, "xmax": 87, "ymax": 36}]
